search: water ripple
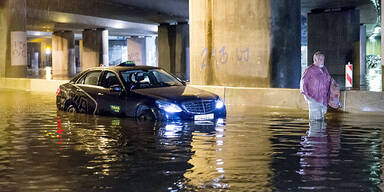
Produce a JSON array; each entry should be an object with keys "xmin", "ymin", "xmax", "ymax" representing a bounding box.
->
[{"xmin": 1, "ymin": 89, "xmax": 384, "ymax": 191}]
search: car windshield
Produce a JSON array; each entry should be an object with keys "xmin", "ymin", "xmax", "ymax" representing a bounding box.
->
[{"xmin": 119, "ymin": 69, "xmax": 184, "ymax": 89}]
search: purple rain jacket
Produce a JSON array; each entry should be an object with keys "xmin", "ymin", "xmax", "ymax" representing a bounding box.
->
[{"xmin": 300, "ymin": 64, "xmax": 331, "ymax": 106}]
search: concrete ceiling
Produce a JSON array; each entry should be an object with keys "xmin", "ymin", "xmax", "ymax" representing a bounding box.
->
[
  {"xmin": 301, "ymin": 0, "xmax": 380, "ymax": 24},
  {"xmin": 27, "ymin": 0, "xmax": 380, "ymax": 38},
  {"xmin": 26, "ymin": 0, "xmax": 189, "ymax": 36}
]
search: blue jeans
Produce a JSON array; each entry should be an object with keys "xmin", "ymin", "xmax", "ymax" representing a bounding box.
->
[{"xmin": 306, "ymin": 97, "xmax": 327, "ymax": 120}]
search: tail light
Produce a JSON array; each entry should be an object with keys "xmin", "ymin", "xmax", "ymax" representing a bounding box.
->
[{"xmin": 56, "ymin": 88, "xmax": 61, "ymax": 96}]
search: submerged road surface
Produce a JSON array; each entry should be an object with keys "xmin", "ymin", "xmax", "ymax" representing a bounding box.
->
[{"xmin": 0, "ymin": 89, "xmax": 384, "ymax": 191}]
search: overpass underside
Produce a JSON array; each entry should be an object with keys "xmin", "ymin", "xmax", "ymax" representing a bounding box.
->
[{"xmin": 0, "ymin": 0, "xmax": 383, "ymax": 91}]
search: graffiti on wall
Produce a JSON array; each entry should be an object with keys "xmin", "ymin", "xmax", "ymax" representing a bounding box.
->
[
  {"xmin": 201, "ymin": 46, "xmax": 249, "ymax": 70},
  {"xmin": 11, "ymin": 31, "xmax": 27, "ymax": 66},
  {"xmin": 128, "ymin": 52, "xmax": 142, "ymax": 65}
]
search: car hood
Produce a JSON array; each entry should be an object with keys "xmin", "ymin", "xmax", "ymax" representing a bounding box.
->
[{"xmin": 132, "ymin": 86, "xmax": 218, "ymax": 102}]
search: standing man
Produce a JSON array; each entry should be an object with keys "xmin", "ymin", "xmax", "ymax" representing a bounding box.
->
[{"xmin": 300, "ymin": 51, "xmax": 331, "ymax": 120}]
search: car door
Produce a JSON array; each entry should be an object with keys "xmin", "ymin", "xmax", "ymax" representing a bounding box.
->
[
  {"xmin": 97, "ymin": 71, "xmax": 126, "ymax": 116},
  {"xmin": 73, "ymin": 70, "xmax": 102, "ymax": 114},
  {"xmin": 119, "ymin": 69, "xmax": 152, "ymax": 117}
]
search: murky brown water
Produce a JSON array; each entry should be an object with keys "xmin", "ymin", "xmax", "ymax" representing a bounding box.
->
[{"xmin": 1, "ymin": 89, "xmax": 384, "ymax": 191}]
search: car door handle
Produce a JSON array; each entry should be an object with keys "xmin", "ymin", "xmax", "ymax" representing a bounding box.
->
[{"xmin": 98, "ymin": 93, "xmax": 104, "ymax": 96}]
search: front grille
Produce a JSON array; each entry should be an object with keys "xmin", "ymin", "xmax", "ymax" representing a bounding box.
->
[{"xmin": 182, "ymin": 100, "xmax": 215, "ymax": 114}]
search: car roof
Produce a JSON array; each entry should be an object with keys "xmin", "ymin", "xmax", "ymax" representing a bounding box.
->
[
  {"xmin": 86, "ymin": 65, "xmax": 160, "ymax": 73},
  {"xmin": 70, "ymin": 66, "xmax": 162, "ymax": 82}
]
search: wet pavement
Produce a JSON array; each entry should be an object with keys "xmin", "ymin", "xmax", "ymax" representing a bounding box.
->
[{"xmin": 1, "ymin": 89, "xmax": 384, "ymax": 191}]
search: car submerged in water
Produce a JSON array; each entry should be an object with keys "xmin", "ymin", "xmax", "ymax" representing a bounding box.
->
[{"xmin": 56, "ymin": 64, "xmax": 226, "ymax": 121}]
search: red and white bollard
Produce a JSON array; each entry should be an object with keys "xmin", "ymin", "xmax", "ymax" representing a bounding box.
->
[{"xmin": 345, "ymin": 62, "xmax": 353, "ymax": 89}]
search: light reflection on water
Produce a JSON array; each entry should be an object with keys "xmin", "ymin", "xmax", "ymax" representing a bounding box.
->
[{"xmin": 1, "ymin": 89, "xmax": 384, "ymax": 191}]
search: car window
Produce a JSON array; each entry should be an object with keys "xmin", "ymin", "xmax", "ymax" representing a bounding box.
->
[
  {"xmin": 120, "ymin": 69, "xmax": 183, "ymax": 89},
  {"xmin": 101, "ymin": 71, "xmax": 121, "ymax": 88},
  {"xmin": 76, "ymin": 71, "xmax": 102, "ymax": 86},
  {"xmin": 152, "ymin": 70, "xmax": 179, "ymax": 84},
  {"xmin": 75, "ymin": 74, "xmax": 86, "ymax": 84}
]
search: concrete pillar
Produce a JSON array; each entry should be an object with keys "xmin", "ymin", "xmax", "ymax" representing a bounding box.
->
[
  {"xmin": 127, "ymin": 37, "xmax": 146, "ymax": 66},
  {"xmin": 175, "ymin": 24, "xmax": 189, "ymax": 80},
  {"xmin": 158, "ymin": 25, "xmax": 172, "ymax": 72},
  {"xmin": 52, "ymin": 31, "xmax": 75, "ymax": 78},
  {"xmin": 79, "ymin": 39, "xmax": 83, "ymax": 70},
  {"xmin": 308, "ymin": 9, "xmax": 360, "ymax": 89},
  {"xmin": 382, "ymin": 0, "xmax": 384, "ymax": 92},
  {"xmin": 81, "ymin": 29, "xmax": 108, "ymax": 71},
  {"xmin": 101, "ymin": 29, "xmax": 109, "ymax": 66},
  {"xmin": 360, "ymin": 25, "xmax": 367, "ymax": 90},
  {"xmin": 190, "ymin": 0, "xmax": 300, "ymax": 87},
  {"xmin": 158, "ymin": 23, "xmax": 189, "ymax": 80},
  {"xmin": 0, "ymin": 0, "xmax": 27, "ymax": 78},
  {"xmin": 270, "ymin": 0, "xmax": 301, "ymax": 88},
  {"xmin": 145, "ymin": 37, "xmax": 157, "ymax": 67}
]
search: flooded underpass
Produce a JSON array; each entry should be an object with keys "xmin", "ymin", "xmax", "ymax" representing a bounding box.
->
[{"xmin": 1, "ymin": 89, "xmax": 384, "ymax": 191}]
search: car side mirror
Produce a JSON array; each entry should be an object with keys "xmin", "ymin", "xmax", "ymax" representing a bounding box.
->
[
  {"xmin": 110, "ymin": 84, "xmax": 123, "ymax": 92},
  {"xmin": 128, "ymin": 83, "xmax": 137, "ymax": 91},
  {"xmin": 176, "ymin": 77, "xmax": 187, "ymax": 86}
]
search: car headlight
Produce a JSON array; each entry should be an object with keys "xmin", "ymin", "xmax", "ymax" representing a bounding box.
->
[
  {"xmin": 155, "ymin": 100, "xmax": 183, "ymax": 113},
  {"xmin": 216, "ymin": 99, "xmax": 224, "ymax": 109}
]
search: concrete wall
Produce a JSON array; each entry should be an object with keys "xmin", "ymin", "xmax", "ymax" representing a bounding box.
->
[
  {"xmin": 0, "ymin": 0, "xmax": 27, "ymax": 78},
  {"xmin": 382, "ymin": 0, "xmax": 384, "ymax": 90},
  {"xmin": 109, "ymin": 40, "xmax": 126, "ymax": 66},
  {"xmin": 1, "ymin": 78, "xmax": 383, "ymax": 115},
  {"xmin": 29, "ymin": 38, "xmax": 52, "ymax": 68},
  {"xmin": 145, "ymin": 37, "xmax": 157, "ymax": 67},
  {"xmin": 158, "ymin": 23, "xmax": 189, "ymax": 80},
  {"xmin": 270, "ymin": 0, "xmax": 301, "ymax": 88},
  {"xmin": 81, "ymin": 29, "xmax": 108, "ymax": 70},
  {"xmin": 189, "ymin": 0, "xmax": 271, "ymax": 87},
  {"xmin": 308, "ymin": 9, "xmax": 360, "ymax": 89},
  {"xmin": 127, "ymin": 37, "xmax": 146, "ymax": 66},
  {"xmin": 158, "ymin": 25, "xmax": 171, "ymax": 72},
  {"xmin": 0, "ymin": 0, "xmax": 8, "ymax": 78},
  {"xmin": 190, "ymin": 85, "xmax": 384, "ymax": 115},
  {"xmin": 52, "ymin": 31, "xmax": 75, "ymax": 78},
  {"xmin": 0, "ymin": 78, "xmax": 68, "ymax": 92}
]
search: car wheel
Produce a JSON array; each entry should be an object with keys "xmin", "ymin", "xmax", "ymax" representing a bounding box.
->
[
  {"xmin": 66, "ymin": 105, "xmax": 77, "ymax": 113},
  {"xmin": 137, "ymin": 110, "xmax": 155, "ymax": 121}
]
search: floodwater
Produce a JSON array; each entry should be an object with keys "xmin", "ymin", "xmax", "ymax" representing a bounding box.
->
[{"xmin": 1, "ymin": 89, "xmax": 384, "ymax": 192}]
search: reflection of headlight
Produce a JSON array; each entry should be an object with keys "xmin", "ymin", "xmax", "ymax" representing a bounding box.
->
[
  {"xmin": 155, "ymin": 100, "xmax": 183, "ymax": 113},
  {"xmin": 216, "ymin": 99, "xmax": 224, "ymax": 109},
  {"xmin": 165, "ymin": 124, "xmax": 183, "ymax": 130},
  {"xmin": 216, "ymin": 118, "xmax": 225, "ymax": 125}
]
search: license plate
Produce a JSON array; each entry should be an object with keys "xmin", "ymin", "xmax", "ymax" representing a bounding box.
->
[{"xmin": 194, "ymin": 113, "xmax": 214, "ymax": 121}]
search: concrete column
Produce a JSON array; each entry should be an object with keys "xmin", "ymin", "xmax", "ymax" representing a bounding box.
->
[
  {"xmin": 52, "ymin": 31, "xmax": 75, "ymax": 78},
  {"xmin": 360, "ymin": 25, "xmax": 367, "ymax": 90},
  {"xmin": 175, "ymin": 24, "xmax": 189, "ymax": 80},
  {"xmin": 190, "ymin": 0, "xmax": 299, "ymax": 87},
  {"xmin": 101, "ymin": 29, "xmax": 109, "ymax": 66},
  {"xmin": 0, "ymin": 0, "xmax": 27, "ymax": 78},
  {"xmin": 79, "ymin": 39, "xmax": 83, "ymax": 70},
  {"xmin": 158, "ymin": 25, "xmax": 172, "ymax": 72},
  {"xmin": 308, "ymin": 9, "xmax": 360, "ymax": 89},
  {"xmin": 158, "ymin": 23, "xmax": 189, "ymax": 80},
  {"xmin": 127, "ymin": 37, "xmax": 146, "ymax": 66},
  {"xmin": 382, "ymin": 0, "xmax": 384, "ymax": 92},
  {"xmin": 145, "ymin": 37, "xmax": 157, "ymax": 67},
  {"xmin": 270, "ymin": 0, "xmax": 301, "ymax": 88},
  {"xmin": 81, "ymin": 29, "xmax": 108, "ymax": 71}
]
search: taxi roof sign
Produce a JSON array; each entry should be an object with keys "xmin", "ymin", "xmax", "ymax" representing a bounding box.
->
[{"xmin": 117, "ymin": 61, "xmax": 136, "ymax": 67}]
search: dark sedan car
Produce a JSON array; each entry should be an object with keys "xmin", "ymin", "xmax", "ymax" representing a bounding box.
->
[{"xmin": 56, "ymin": 65, "xmax": 226, "ymax": 121}]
